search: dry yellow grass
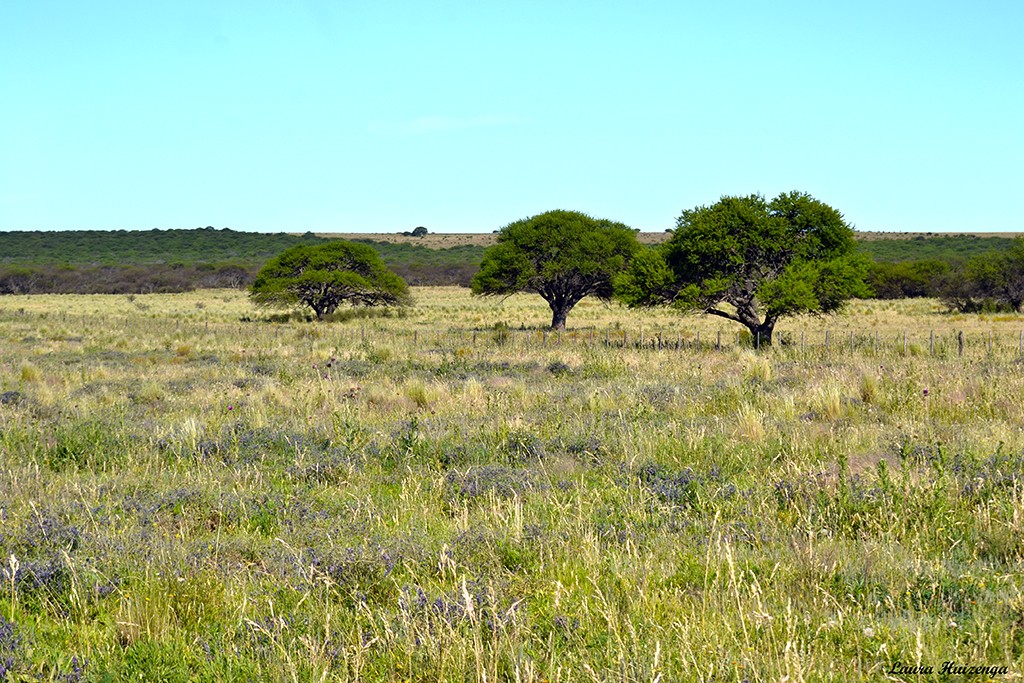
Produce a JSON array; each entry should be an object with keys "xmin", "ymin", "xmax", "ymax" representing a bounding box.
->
[{"xmin": 3, "ymin": 288, "xmax": 1024, "ymax": 679}]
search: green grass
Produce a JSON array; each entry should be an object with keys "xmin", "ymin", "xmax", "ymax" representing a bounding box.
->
[{"xmin": 0, "ymin": 289, "xmax": 1023, "ymax": 680}]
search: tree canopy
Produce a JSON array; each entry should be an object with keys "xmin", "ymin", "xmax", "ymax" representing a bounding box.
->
[
  {"xmin": 615, "ymin": 191, "xmax": 871, "ymax": 345},
  {"xmin": 471, "ymin": 210, "xmax": 641, "ymax": 330},
  {"xmin": 250, "ymin": 241, "xmax": 409, "ymax": 320}
]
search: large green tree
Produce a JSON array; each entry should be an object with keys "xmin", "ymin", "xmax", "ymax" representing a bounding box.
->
[
  {"xmin": 250, "ymin": 241, "xmax": 409, "ymax": 320},
  {"xmin": 471, "ymin": 210, "xmax": 641, "ymax": 330},
  {"xmin": 616, "ymin": 191, "xmax": 870, "ymax": 345}
]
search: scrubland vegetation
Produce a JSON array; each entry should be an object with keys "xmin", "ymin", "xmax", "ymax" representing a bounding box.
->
[
  {"xmin": 0, "ymin": 230, "xmax": 484, "ymax": 294},
  {"xmin": 1, "ymin": 288, "xmax": 1024, "ymax": 680},
  {"xmin": 4, "ymin": 228, "xmax": 1024, "ymax": 299}
]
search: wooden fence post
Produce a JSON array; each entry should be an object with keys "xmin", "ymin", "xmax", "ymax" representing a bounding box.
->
[{"xmin": 958, "ymin": 330, "xmax": 964, "ymax": 357}]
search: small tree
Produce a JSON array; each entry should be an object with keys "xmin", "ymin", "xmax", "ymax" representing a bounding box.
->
[
  {"xmin": 616, "ymin": 191, "xmax": 870, "ymax": 346},
  {"xmin": 471, "ymin": 210, "xmax": 640, "ymax": 330},
  {"xmin": 411, "ymin": 226, "xmax": 428, "ymax": 238},
  {"xmin": 937, "ymin": 239, "xmax": 1024, "ymax": 313},
  {"xmin": 250, "ymin": 241, "xmax": 409, "ymax": 320}
]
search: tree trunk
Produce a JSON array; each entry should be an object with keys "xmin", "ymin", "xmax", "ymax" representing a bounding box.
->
[
  {"xmin": 748, "ymin": 319, "xmax": 776, "ymax": 348},
  {"xmin": 550, "ymin": 305, "xmax": 569, "ymax": 331}
]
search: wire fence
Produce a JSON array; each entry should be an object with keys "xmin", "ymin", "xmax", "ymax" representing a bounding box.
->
[
  {"xmin": 331, "ymin": 326, "xmax": 1024, "ymax": 361},
  {"xmin": 9, "ymin": 308, "xmax": 1024, "ymax": 362}
]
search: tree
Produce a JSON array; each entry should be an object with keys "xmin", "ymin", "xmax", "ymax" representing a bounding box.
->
[
  {"xmin": 937, "ymin": 239, "xmax": 1024, "ymax": 313},
  {"xmin": 616, "ymin": 191, "xmax": 871, "ymax": 346},
  {"xmin": 250, "ymin": 241, "xmax": 409, "ymax": 320},
  {"xmin": 411, "ymin": 226, "xmax": 429, "ymax": 237},
  {"xmin": 471, "ymin": 210, "xmax": 640, "ymax": 330}
]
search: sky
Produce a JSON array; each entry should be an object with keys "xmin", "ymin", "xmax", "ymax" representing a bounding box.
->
[{"xmin": 1, "ymin": 1, "xmax": 1022, "ymax": 234}]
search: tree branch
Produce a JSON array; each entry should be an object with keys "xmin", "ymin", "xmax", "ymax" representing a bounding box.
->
[{"xmin": 705, "ymin": 308, "xmax": 742, "ymax": 324}]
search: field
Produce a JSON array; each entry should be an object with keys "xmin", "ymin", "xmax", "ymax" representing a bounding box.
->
[{"xmin": 2, "ymin": 288, "xmax": 1024, "ymax": 681}]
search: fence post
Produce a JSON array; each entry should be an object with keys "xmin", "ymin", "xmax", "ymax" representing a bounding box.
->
[
  {"xmin": 903, "ymin": 331, "xmax": 907, "ymax": 355},
  {"xmin": 958, "ymin": 330, "xmax": 964, "ymax": 357},
  {"xmin": 874, "ymin": 331, "xmax": 878, "ymax": 355},
  {"xmin": 929, "ymin": 330, "xmax": 934, "ymax": 356},
  {"xmin": 717, "ymin": 330, "xmax": 721, "ymax": 350},
  {"xmin": 801, "ymin": 330, "xmax": 805, "ymax": 355},
  {"xmin": 825, "ymin": 330, "xmax": 830, "ymax": 354}
]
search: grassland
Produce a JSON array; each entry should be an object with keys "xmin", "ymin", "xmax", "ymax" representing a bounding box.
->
[{"xmin": 1, "ymin": 289, "xmax": 1024, "ymax": 681}]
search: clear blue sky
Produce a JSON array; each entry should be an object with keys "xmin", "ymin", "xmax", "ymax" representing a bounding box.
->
[{"xmin": 2, "ymin": 1, "xmax": 1021, "ymax": 234}]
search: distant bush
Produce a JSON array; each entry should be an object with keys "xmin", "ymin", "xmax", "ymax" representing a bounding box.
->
[
  {"xmin": 866, "ymin": 259, "xmax": 951, "ymax": 299},
  {"xmin": 0, "ymin": 262, "xmax": 259, "ymax": 295},
  {"xmin": 935, "ymin": 242, "xmax": 1024, "ymax": 313},
  {"xmin": 860, "ymin": 236, "xmax": 1022, "ymax": 304}
]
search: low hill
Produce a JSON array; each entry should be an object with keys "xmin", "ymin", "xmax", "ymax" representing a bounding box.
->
[
  {"xmin": 0, "ymin": 227, "xmax": 325, "ymax": 266},
  {"xmin": 0, "ymin": 228, "xmax": 1019, "ymax": 294},
  {"xmin": 855, "ymin": 233, "xmax": 1019, "ymax": 263}
]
